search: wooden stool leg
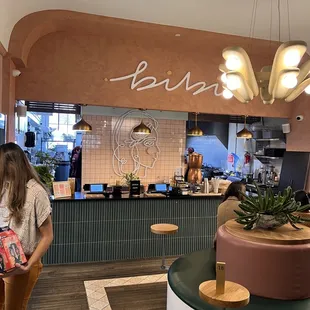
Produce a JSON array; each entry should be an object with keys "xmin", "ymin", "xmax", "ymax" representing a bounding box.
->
[{"xmin": 161, "ymin": 237, "xmax": 166, "ymax": 270}]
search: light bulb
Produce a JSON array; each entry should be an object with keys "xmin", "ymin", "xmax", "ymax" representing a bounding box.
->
[
  {"xmin": 284, "ymin": 49, "xmax": 301, "ymax": 67},
  {"xmin": 305, "ymin": 85, "xmax": 310, "ymax": 94},
  {"xmin": 221, "ymin": 73, "xmax": 227, "ymax": 84},
  {"xmin": 225, "ymin": 56, "xmax": 241, "ymax": 70},
  {"xmin": 227, "ymin": 75, "xmax": 241, "ymax": 90},
  {"xmin": 281, "ymin": 74, "xmax": 298, "ymax": 89},
  {"xmin": 223, "ymin": 89, "xmax": 233, "ymax": 99}
]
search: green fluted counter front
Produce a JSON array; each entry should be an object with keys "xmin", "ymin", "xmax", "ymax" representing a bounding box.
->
[
  {"xmin": 43, "ymin": 196, "xmax": 221, "ymax": 264},
  {"xmin": 167, "ymin": 249, "xmax": 310, "ymax": 309}
]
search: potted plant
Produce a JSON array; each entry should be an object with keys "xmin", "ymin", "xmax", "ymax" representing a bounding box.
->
[
  {"xmin": 235, "ymin": 184, "xmax": 310, "ymax": 230},
  {"xmin": 122, "ymin": 173, "xmax": 139, "ymax": 186},
  {"xmin": 33, "ymin": 151, "xmax": 60, "ymax": 190}
]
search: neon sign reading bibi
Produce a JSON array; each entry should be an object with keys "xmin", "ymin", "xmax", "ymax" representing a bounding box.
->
[{"xmin": 109, "ymin": 61, "xmax": 223, "ymax": 96}]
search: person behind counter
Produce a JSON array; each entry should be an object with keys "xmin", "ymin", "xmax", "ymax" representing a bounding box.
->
[{"xmin": 0, "ymin": 143, "xmax": 53, "ymax": 309}]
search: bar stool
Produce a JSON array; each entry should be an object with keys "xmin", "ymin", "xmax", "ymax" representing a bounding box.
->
[{"xmin": 151, "ymin": 223, "xmax": 178, "ymax": 270}]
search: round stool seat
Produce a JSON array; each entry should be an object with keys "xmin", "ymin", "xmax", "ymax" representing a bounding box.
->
[
  {"xmin": 151, "ymin": 223, "xmax": 178, "ymax": 235},
  {"xmin": 199, "ymin": 280, "xmax": 250, "ymax": 308}
]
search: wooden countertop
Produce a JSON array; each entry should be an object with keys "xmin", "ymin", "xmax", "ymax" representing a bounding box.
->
[{"xmin": 225, "ymin": 219, "xmax": 310, "ymax": 245}]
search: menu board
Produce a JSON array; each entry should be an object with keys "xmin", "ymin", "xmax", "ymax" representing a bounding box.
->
[
  {"xmin": 53, "ymin": 181, "xmax": 72, "ymax": 199},
  {"xmin": 130, "ymin": 180, "xmax": 140, "ymax": 196}
]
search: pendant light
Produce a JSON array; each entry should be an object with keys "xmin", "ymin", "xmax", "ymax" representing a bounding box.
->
[
  {"xmin": 133, "ymin": 109, "xmax": 151, "ymax": 135},
  {"xmin": 219, "ymin": 0, "xmax": 310, "ymax": 104},
  {"xmin": 237, "ymin": 115, "xmax": 253, "ymax": 139},
  {"xmin": 133, "ymin": 120, "xmax": 151, "ymax": 135},
  {"xmin": 72, "ymin": 105, "xmax": 92, "ymax": 131},
  {"xmin": 187, "ymin": 113, "xmax": 203, "ymax": 136}
]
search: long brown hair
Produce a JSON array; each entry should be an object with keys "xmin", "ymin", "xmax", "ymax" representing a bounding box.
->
[
  {"xmin": 223, "ymin": 181, "xmax": 245, "ymax": 202},
  {"xmin": 0, "ymin": 143, "xmax": 46, "ymax": 223}
]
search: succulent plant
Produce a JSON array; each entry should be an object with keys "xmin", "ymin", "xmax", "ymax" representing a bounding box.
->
[{"xmin": 234, "ymin": 184, "xmax": 310, "ymax": 230}]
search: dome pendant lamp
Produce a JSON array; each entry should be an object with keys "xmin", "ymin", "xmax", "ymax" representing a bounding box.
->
[
  {"xmin": 133, "ymin": 121, "xmax": 151, "ymax": 135},
  {"xmin": 132, "ymin": 109, "xmax": 152, "ymax": 135},
  {"xmin": 187, "ymin": 113, "xmax": 203, "ymax": 136},
  {"xmin": 237, "ymin": 116, "xmax": 253, "ymax": 139},
  {"xmin": 72, "ymin": 105, "xmax": 92, "ymax": 131}
]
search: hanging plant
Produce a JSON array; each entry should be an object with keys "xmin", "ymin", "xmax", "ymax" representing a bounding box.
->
[{"xmin": 234, "ymin": 184, "xmax": 310, "ymax": 230}]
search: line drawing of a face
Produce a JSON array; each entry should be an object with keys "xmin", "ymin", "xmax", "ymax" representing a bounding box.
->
[{"xmin": 112, "ymin": 110, "xmax": 160, "ymax": 178}]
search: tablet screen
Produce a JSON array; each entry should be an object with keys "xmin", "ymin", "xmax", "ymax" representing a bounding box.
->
[
  {"xmin": 155, "ymin": 184, "xmax": 167, "ymax": 192},
  {"xmin": 90, "ymin": 184, "xmax": 104, "ymax": 193}
]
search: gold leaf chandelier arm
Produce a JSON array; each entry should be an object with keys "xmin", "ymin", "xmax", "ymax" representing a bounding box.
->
[
  {"xmin": 219, "ymin": 64, "xmax": 228, "ymax": 73},
  {"xmin": 222, "ymin": 86, "xmax": 248, "ymax": 104},
  {"xmin": 260, "ymin": 86, "xmax": 275, "ymax": 105},
  {"xmin": 222, "ymin": 46, "xmax": 259, "ymax": 96},
  {"xmin": 268, "ymin": 41, "xmax": 307, "ymax": 95},
  {"xmin": 272, "ymin": 68, "xmax": 299, "ymax": 99},
  {"xmin": 295, "ymin": 59, "xmax": 310, "ymax": 84},
  {"xmin": 226, "ymin": 72, "xmax": 254, "ymax": 103},
  {"xmin": 258, "ymin": 66, "xmax": 275, "ymax": 105},
  {"xmin": 285, "ymin": 78, "xmax": 310, "ymax": 102}
]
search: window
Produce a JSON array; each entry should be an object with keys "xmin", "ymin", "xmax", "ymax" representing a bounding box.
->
[
  {"xmin": 26, "ymin": 111, "xmax": 78, "ymax": 153},
  {"xmin": 49, "ymin": 113, "xmax": 76, "ymax": 137}
]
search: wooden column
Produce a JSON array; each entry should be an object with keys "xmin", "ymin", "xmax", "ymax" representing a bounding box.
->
[{"xmin": 1, "ymin": 53, "xmax": 16, "ymax": 143}]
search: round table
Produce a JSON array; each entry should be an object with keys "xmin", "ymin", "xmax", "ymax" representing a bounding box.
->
[
  {"xmin": 217, "ymin": 220, "xmax": 310, "ymax": 300},
  {"xmin": 167, "ymin": 248, "xmax": 310, "ymax": 309}
]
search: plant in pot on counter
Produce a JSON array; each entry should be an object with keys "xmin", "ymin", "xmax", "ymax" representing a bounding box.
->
[
  {"xmin": 234, "ymin": 184, "xmax": 310, "ymax": 230},
  {"xmin": 122, "ymin": 173, "xmax": 139, "ymax": 186}
]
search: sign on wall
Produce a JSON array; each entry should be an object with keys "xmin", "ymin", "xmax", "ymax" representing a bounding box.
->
[{"xmin": 109, "ymin": 61, "xmax": 222, "ymax": 96}]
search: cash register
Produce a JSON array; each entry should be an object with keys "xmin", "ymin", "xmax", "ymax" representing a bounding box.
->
[
  {"xmin": 146, "ymin": 183, "xmax": 171, "ymax": 197},
  {"xmin": 84, "ymin": 183, "xmax": 107, "ymax": 198}
]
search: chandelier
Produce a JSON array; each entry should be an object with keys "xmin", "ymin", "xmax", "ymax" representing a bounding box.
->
[{"xmin": 219, "ymin": 1, "xmax": 310, "ymax": 104}]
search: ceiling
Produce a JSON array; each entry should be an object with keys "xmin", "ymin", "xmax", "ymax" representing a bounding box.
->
[{"xmin": 1, "ymin": 0, "xmax": 310, "ymax": 50}]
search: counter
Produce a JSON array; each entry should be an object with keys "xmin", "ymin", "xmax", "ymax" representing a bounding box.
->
[{"xmin": 44, "ymin": 194, "xmax": 222, "ymax": 265}]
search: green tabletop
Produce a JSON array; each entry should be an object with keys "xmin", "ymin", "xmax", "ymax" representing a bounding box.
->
[{"xmin": 168, "ymin": 248, "xmax": 310, "ymax": 309}]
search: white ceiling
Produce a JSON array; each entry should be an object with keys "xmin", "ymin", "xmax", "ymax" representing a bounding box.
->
[{"xmin": 1, "ymin": 0, "xmax": 310, "ymax": 50}]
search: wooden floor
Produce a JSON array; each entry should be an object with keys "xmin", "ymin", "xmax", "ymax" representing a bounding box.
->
[
  {"xmin": 29, "ymin": 257, "xmax": 176, "ymax": 310},
  {"xmin": 107, "ymin": 283, "xmax": 167, "ymax": 310}
]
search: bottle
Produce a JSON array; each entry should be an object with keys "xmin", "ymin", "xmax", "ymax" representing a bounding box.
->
[{"xmin": 203, "ymin": 178, "xmax": 209, "ymax": 194}]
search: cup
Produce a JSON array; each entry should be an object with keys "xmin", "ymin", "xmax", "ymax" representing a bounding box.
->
[
  {"xmin": 68, "ymin": 178, "xmax": 75, "ymax": 196},
  {"xmin": 212, "ymin": 178, "xmax": 220, "ymax": 194}
]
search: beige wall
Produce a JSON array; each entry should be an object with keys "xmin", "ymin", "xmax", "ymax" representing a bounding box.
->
[
  {"xmin": 11, "ymin": 10, "xmax": 292, "ymax": 119},
  {"xmin": 82, "ymin": 115, "xmax": 185, "ymax": 186},
  {"xmin": 4, "ymin": 9, "xmax": 310, "ymax": 154}
]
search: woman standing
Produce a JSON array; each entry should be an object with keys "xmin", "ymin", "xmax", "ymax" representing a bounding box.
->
[{"xmin": 0, "ymin": 143, "xmax": 53, "ymax": 309}]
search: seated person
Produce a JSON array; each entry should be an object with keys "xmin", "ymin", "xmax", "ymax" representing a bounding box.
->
[
  {"xmin": 294, "ymin": 190, "xmax": 310, "ymax": 212},
  {"xmin": 217, "ymin": 181, "xmax": 246, "ymax": 228},
  {"xmin": 294, "ymin": 190, "xmax": 310, "ymax": 228},
  {"xmin": 214, "ymin": 182, "xmax": 246, "ymax": 248}
]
